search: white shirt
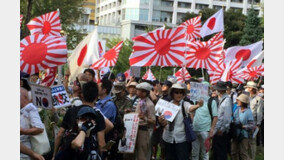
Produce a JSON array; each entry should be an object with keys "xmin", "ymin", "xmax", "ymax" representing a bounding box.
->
[
  {"xmin": 162, "ymin": 100, "xmax": 192, "ymax": 144},
  {"xmin": 20, "ymin": 103, "xmax": 44, "ymax": 159}
]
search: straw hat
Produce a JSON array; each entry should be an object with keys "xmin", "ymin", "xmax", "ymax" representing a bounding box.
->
[{"xmin": 236, "ymin": 94, "xmax": 250, "ymax": 104}]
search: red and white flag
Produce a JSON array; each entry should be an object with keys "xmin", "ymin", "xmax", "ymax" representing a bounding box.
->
[
  {"xmin": 224, "ymin": 41, "xmax": 263, "ymax": 67},
  {"xmin": 200, "ymin": 9, "xmax": 224, "ymax": 38},
  {"xmin": 91, "ymin": 41, "xmax": 123, "ymax": 70},
  {"xmin": 186, "ymin": 38, "xmax": 223, "ymax": 70},
  {"xmin": 124, "ymin": 69, "xmax": 131, "ymax": 80},
  {"xmin": 68, "ymin": 27, "xmax": 99, "ymax": 82},
  {"xmin": 27, "ymin": 10, "xmax": 62, "ymax": 36},
  {"xmin": 207, "ymin": 63, "xmax": 226, "ymax": 84},
  {"xmin": 220, "ymin": 58, "xmax": 244, "ymax": 84},
  {"xmin": 246, "ymin": 50, "xmax": 264, "ymax": 68},
  {"xmin": 209, "ymin": 32, "xmax": 224, "ymax": 45},
  {"xmin": 180, "ymin": 16, "xmax": 202, "ymax": 41},
  {"xmin": 142, "ymin": 69, "xmax": 156, "ymax": 81},
  {"xmin": 41, "ymin": 67, "xmax": 57, "ymax": 87},
  {"xmin": 237, "ymin": 65, "xmax": 264, "ymax": 81},
  {"xmin": 20, "ymin": 14, "xmax": 23, "ymax": 26},
  {"xmin": 129, "ymin": 27, "xmax": 186, "ymax": 67},
  {"xmin": 132, "ymin": 26, "xmax": 165, "ymax": 41},
  {"xmin": 20, "ymin": 34, "xmax": 67, "ymax": 75},
  {"xmin": 98, "ymin": 41, "xmax": 104, "ymax": 58},
  {"xmin": 175, "ymin": 67, "xmax": 191, "ymax": 83}
]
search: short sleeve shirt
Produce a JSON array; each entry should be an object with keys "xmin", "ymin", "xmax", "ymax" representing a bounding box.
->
[
  {"xmin": 193, "ymin": 100, "xmax": 218, "ymax": 132},
  {"xmin": 20, "ymin": 103, "xmax": 44, "ymax": 159},
  {"xmin": 162, "ymin": 100, "xmax": 192, "ymax": 144}
]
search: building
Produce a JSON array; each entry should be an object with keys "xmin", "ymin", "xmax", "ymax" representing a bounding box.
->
[{"xmin": 95, "ymin": 0, "xmax": 263, "ymax": 40}]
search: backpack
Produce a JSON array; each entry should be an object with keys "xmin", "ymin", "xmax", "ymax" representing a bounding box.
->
[
  {"xmin": 100, "ymin": 99, "xmax": 125, "ymax": 141},
  {"xmin": 207, "ymin": 96, "xmax": 218, "ymax": 120}
]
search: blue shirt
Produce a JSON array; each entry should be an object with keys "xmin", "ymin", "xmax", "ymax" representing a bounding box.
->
[
  {"xmin": 96, "ymin": 95, "xmax": 117, "ymax": 123},
  {"xmin": 233, "ymin": 107, "xmax": 255, "ymax": 138}
]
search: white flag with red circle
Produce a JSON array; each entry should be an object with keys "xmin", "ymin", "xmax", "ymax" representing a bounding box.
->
[
  {"xmin": 91, "ymin": 41, "xmax": 123, "ymax": 70},
  {"xmin": 175, "ymin": 67, "xmax": 191, "ymax": 83},
  {"xmin": 41, "ymin": 67, "xmax": 57, "ymax": 87},
  {"xmin": 124, "ymin": 69, "xmax": 131, "ymax": 80},
  {"xmin": 186, "ymin": 38, "xmax": 223, "ymax": 70},
  {"xmin": 129, "ymin": 27, "xmax": 186, "ymax": 67},
  {"xmin": 237, "ymin": 65, "xmax": 264, "ymax": 81},
  {"xmin": 142, "ymin": 69, "xmax": 156, "ymax": 81},
  {"xmin": 27, "ymin": 10, "xmax": 62, "ymax": 36},
  {"xmin": 68, "ymin": 28, "xmax": 100, "ymax": 82},
  {"xmin": 224, "ymin": 41, "xmax": 263, "ymax": 67},
  {"xmin": 200, "ymin": 9, "xmax": 224, "ymax": 38},
  {"xmin": 220, "ymin": 58, "xmax": 244, "ymax": 84},
  {"xmin": 246, "ymin": 50, "xmax": 264, "ymax": 68},
  {"xmin": 20, "ymin": 34, "xmax": 67, "ymax": 75},
  {"xmin": 180, "ymin": 16, "xmax": 201, "ymax": 41}
]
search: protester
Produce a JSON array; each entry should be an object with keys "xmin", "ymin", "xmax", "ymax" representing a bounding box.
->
[
  {"xmin": 212, "ymin": 81, "xmax": 233, "ymax": 160},
  {"xmin": 126, "ymin": 81, "xmax": 139, "ymax": 111},
  {"xmin": 116, "ymin": 73, "xmax": 126, "ymax": 82},
  {"xmin": 21, "ymin": 142, "xmax": 45, "ymax": 160},
  {"xmin": 96, "ymin": 79, "xmax": 117, "ymax": 123},
  {"xmin": 231, "ymin": 94, "xmax": 255, "ymax": 160},
  {"xmin": 191, "ymin": 87, "xmax": 218, "ymax": 160},
  {"xmin": 226, "ymin": 81, "xmax": 237, "ymax": 104},
  {"xmin": 52, "ymin": 81, "xmax": 114, "ymax": 160},
  {"xmin": 84, "ymin": 68, "xmax": 96, "ymax": 82},
  {"xmin": 112, "ymin": 82, "xmax": 132, "ymax": 117},
  {"xmin": 20, "ymin": 87, "xmax": 45, "ymax": 160},
  {"xmin": 69, "ymin": 73, "xmax": 88, "ymax": 107},
  {"xmin": 102, "ymin": 72, "xmax": 116, "ymax": 83},
  {"xmin": 158, "ymin": 83, "xmax": 203, "ymax": 160},
  {"xmin": 245, "ymin": 81, "xmax": 264, "ymax": 160},
  {"xmin": 29, "ymin": 73, "xmax": 40, "ymax": 84},
  {"xmin": 134, "ymin": 82, "xmax": 156, "ymax": 160},
  {"xmin": 54, "ymin": 81, "xmax": 107, "ymax": 160},
  {"xmin": 160, "ymin": 80, "xmax": 172, "ymax": 101}
]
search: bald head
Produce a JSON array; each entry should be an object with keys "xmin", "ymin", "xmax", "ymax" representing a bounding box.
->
[{"xmin": 20, "ymin": 87, "xmax": 29, "ymax": 108}]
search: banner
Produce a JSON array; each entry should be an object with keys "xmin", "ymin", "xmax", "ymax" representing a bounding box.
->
[
  {"xmin": 190, "ymin": 82, "xmax": 209, "ymax": 102},
  {"xmin": 118, "ymin": 113, "xmax": 139, "ymax": 153},
  {"xmin": 155, "ymin": 99, "xmax": 180, "ymax": 122},
  {"xmin": 130, "ymin": 66, "xmax": 141, "ymax": 78},
  {"xmin": 30, "ymin": 84, "xmax": 53, "ymax": 109},
  {"xmin": 51, "ymin": 85, "xmax": 71, "ymax": 109}
]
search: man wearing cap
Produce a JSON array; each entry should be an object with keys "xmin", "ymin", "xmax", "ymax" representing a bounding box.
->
[
  {"xmin": 116, "ymin": 73, "xmax": 126, "ymax": 83},
  {"xmin": 126, "ymin": 81, "xmax": 139, "ymax": 111},
  {"xmin": 112, "ymin": 82, "xmax": 132, "ymax": 117},
  {"xmin": 245, "ymin": 81, "xmax": 264, "ymax": 160},
  {"xmin": 135, "ymin": 82, "xmax": 156, "ymax": 160},
  {"xmin": 212, "ymin": 81, "xmax": 233, "ymax": 160}
]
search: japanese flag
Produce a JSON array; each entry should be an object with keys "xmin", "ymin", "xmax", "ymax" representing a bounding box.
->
[
  {"xmin": 124, "ymin": 69, "xmax": 131, "ymax": 80},
  {"xmin": 68, "ymin": 27, "xmax": 100, "ymax": 82},
  {"xmin": 247, "ymin": 50, "xmax": 264, "ymax": 68},
  {"xmin": 100, "ymin": 67, "xmax": 110, "ymax": 79},
  {"xmin": 224, "ymin": 41, "xmax": 263, "ymax": 68},
  {"xmin": 200, "ymin": 9, "xmax": 224, "ymax": 38}
]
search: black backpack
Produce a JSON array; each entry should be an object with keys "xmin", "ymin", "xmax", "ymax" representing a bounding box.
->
[
  {"xmin": 207, "ymin": 96, "xmax": 218, "ymax": 120},
  {"xmin": 100, "ymin": 99, "xmax": 125, "ymax": 141}
]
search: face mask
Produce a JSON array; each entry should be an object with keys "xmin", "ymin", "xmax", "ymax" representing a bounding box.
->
[{"xmin": 78, "ymin": 121, "xmax": 84, "ymax": 129}]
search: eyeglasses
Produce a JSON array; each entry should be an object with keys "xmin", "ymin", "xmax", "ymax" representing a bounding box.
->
[
  {"xmin": 174, "ymin": 91, "xmax": 184, "ymax": 95},
  {"xmin": 74, "ymin": 77, "xmax": 81, "ymax": 88}
]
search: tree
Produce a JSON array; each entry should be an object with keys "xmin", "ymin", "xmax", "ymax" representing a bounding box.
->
[
  {"xmin": 240, "ymin": 9, "xmax": 263, "ymax": 45},
  {"xmin": 20, "ymin": 0, "xmax": 85, "ymax": 49}
]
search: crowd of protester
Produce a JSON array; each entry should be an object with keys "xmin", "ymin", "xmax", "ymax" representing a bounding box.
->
[{"xmin": 20, "ymin": 69, "xmax": 264, "ymax": 160}]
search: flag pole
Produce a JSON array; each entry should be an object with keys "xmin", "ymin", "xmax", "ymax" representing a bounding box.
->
[
  {"xmin": 159, "ymin": 66, "xmax": 162, "ymax": 81},
  {"xmin": 202, "ymin": 68, "xmax": 205, "ymax": 81},
  {"xmin": 108, "ymin": 66, "xmax": 114, "ymax": 80}
]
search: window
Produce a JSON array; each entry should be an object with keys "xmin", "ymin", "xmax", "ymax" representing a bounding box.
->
[
  {"xmin": 80, "ymin": 14, "xmax": 89, "ymax": 24},
  {"xmin": 89, "ymin": 20, "xmax": 95, "ymax": 25},
  {"xmin": 139, "ymin": 9, "xmax": 149, "ymax": 21},
  {"xmin": 152, "ymin": 10, "xmax": 161, "ymax": 22},
  {"xmin": 161, "ymin": 11, "xmax": 172, "ymax": 23},
  {"xmin": 161, "ymin": 0, "xmax": 173, "ymax": 7},
  {"xmin": 231, "ymin": 0, "xmax": 243, "ymax": 2},
  {"xmin": 125, "ymin": 8, "xmax": 139, "ymax": 21},
  {"xmin": 178, "ymin": 2, "xmax": 191, "ymax": 8},
  {"xmin": 140, "ymin": 0, "xmax": 149, "ymax": 5},
  {"xmin": 213, "ymin": 5, "xmax": 223, "ymax": 10},
  {"xmin": 153, "ymin": 0, "xmax": 161, "ymax": 6},
  {"xmin": 196, "ymin": 4, "xmax": 209, "ymax": 9},
  {"xmin": 122, "ymin": 9, "xmax": 126, "ymax": 20}
]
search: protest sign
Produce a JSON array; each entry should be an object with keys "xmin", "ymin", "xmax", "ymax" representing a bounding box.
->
[
  {"xmin": 118, "ymin": 113, "xmax": 139, "ymax": 153},
  {"xmin": 190, "ymin": 82, "xmax": 209, "ymax": 102},
  {"xmin": 130, "ymin": 66, "xmax": 141, "ymax": 78},
  {"xmin": 51, "ymin": 85, "xmax": 71, "ymax": 109},
  {"xmin": 30, "ymin": 84, "xmax": 53, "ymax": 109},
  {"xmin": 155, "ymin": 99, "xmax": 180, "ymax": 122}
]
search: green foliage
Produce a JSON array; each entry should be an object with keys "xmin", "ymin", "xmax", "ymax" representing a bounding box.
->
[
  {"xmin": 20, "ymin": 0, "xmax": 85, "ymax": 49},
  {"xmin": 240, "ymin": 9, "xmax": 263, "ymax": 45}
]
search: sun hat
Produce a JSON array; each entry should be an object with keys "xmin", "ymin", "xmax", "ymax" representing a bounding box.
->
[
  {"xmin": 236, "ymin": 94, "xmax": 250, "ymax": 104},
  {"xmin": 136, "ymin": 82, "xmax": 152, "ymax": 91},
  {"xmin": 245, "ymin": 81, "xmax": 258, "ymax": 89},
  {"xmin": 213, "ymin": 81, "xmax": 227, "ymax": 91},
  {"xmin": 169, "ymin": 83, "xmax": 187, "ymax": 94},
  {"xmin": 126, "ymin": 81, "xmax": 138, "ymax": 88}
]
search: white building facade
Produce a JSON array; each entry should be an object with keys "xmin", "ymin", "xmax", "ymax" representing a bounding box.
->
[{"xmin": 94, "ymin": 0, "xmax": 263, "ymax": 40}]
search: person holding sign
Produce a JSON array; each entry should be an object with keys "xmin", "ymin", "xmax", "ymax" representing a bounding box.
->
[
  {"xmin": 158, "ymin": 83, "xmax": 203, "ymax": 160},
  {"xmin": 134, "ymin": 82, "xmax": 156, "ymax": 160}
]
